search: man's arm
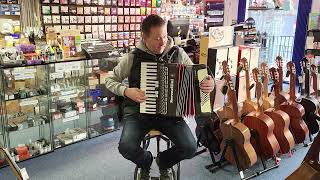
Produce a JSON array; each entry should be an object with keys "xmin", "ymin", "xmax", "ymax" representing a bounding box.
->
[{"xmin": 105, "ymin": 53, "xmax": 133, "ymax": 96}]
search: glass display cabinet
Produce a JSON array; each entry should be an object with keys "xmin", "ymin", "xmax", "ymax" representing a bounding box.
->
[
  {"xmin": 48, "ymin": 61, "xmax": 88, "ymax": 149},
  {"xmin": 0, "ymin": 65, "xmax": 52, "ymax": 163}
]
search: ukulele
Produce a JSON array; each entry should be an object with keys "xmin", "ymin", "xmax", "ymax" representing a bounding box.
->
[
  {"xmin": 243, "ymin": 68, "xmax": 280, "ymax": 158},
  {"xmin": 0, "ymin": 147, "xmax": 28, "ymax": 180},
  {"xmin": 264, "ymin": 68, "xmax": 295, "ymax": 154},
  {"xmin": 310, "ymin": 64, "xmax": 320, "ymax": 115},
  {"xmin": 240, "ymin": 58, "xmax": 258, "ymax": 115},
  {"xmin": 279, "ymin": 62, "xmax": 308, "ymax": 144},
  {"xmin": 261, "ymin": 62, "xmax": 274, "ymax": 110},
  {"xmin": 220, "ymin": 63, "xmax": 257, "ymax": 169},
  {"xmin": 299, "ymin": 58, "xmax": 320, "ymax": 135},
  {"xmin": 275, "ymin": 56, "xmax": 290, "ymax": 104}
]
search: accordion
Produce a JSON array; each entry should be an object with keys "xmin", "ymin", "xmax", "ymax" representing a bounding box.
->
[{"xmin": 140, "ymin": 62, "xmax": 212, "ymax": 117}]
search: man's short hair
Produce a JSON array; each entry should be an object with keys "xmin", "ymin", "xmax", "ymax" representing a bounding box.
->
[{"xmin": 141, "ymin": 15, "xmax": 166, "ymax": 36}]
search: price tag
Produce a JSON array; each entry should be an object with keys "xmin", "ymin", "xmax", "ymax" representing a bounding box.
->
[
  {"xmin": 50, "ymin": 72, "xmax": 64, "ymax": 80},
  {"xmin": 59, "ymin": 93, "xmax": 78, "ymax": 100},
  {"xmin": 62, "ymin": 115, "xmax": 79, "ymax": 123},
  {"xmin": 14, "ymin": 72, "xmax": 35, "ymax": 80},
  {"xmin": 20, "ymin": 100, "xmax": 39, "ymax": 106}
]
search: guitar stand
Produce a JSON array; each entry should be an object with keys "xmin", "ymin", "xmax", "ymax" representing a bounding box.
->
[{"xmin": 303, "ymin": 132, "xmax": 314, "ymax": 147}]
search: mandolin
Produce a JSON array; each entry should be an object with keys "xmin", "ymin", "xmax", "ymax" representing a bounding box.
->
[
  {"xmin": 275, "ymin": 56, "xmax": 290, "ymax": 104},
  {"xmin": 264, "ymin": 68, "xmax": 295, "ymax": 154},
  {"xmin": 299, "ymin": 58, "xmax": 320, "ymax": 135},
  {"xmin": 220, "ymin": 62, "xmax": 257, "ymax": 169},
  {"xmin": 310, "ymin": 64, "xmax": 320, "ymax": 115},
  {"xmin": 240, "ymin": 58, "xmax": 258, "ymax": 115},
  {"xmin": 279, "ymin": 62, "xmax": 308, "ymax": 144},
  {"xmin": 261, "ymin": 63, "xmax": 274, "ymax": 110},
  {"xmin": 243, "ymin": 68, "xmax": 280, "ymax": 158}
]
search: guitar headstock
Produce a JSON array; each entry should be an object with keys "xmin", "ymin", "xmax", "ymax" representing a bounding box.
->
[
  {"xmin": 311, "ymin": 64, "xmax": 317, "ymax": 74},
  {"xmin": 240, "ymin": 58, "xmax": 249, "ymax": 72},
  {"xmin": 261, "ymin": 62, "xmax": 268, "ymax": 76},
  {"xmin": 222, "ymin": 60, "xmax": 230, "ymax": 76},
  {"xmin": 287, "ymin": 61, "xmax": 296, "ymax": 75},
  {"xmin": 269, "ymin": 67, "xmax": 279, "ymax": 83},
  {"xmin": 252, "ymin": 68, "xmax": 260, "ymax": 83},
  {"xmin": 224, "ymin": 73, "xmax": 234, "ymax": 90},
  {"xmin": 276, "ymin": 56, "xmax": 283, "ymax": 69}
]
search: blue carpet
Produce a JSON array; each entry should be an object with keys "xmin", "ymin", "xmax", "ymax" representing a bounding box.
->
[{"xmin": 0, "ymin": 120, "xmax": 310, "ymax": 180}]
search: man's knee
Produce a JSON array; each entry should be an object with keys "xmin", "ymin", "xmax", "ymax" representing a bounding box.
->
[
  {"xmin": 118, "ymin": 141, "xmax": 139, "ymax": 160},
  {"xmin": 180, "ymin": 141, "xmax": 197, "ymax": 159}
]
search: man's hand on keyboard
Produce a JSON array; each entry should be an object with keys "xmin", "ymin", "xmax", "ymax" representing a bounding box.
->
[
  {"xmin": 200, "ymin": 75, "xmax": 215, "ymax": 93},
  {"xmin": 124, "ymin": 88, "xmax": 146, "ymax": 103}
]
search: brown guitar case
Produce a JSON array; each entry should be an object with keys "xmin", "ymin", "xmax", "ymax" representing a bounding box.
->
[{"xmin": 286, "ymin": 133, "xmax": 320, "ymax": 180}]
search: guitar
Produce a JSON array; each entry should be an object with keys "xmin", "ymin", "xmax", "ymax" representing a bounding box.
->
[
  {"xmin": 264, "ymin": 68, "xmax": 295, "ymax": 154},
  {"xmin": 240, "ymin": 58, "xmax": 258, "ymax": 115},
  {"xmin": 0, "ymin": 147, "xmax": 28, "ymax": 180},
  {"xmin": 310, "ymin": 64, "xmax": 320, "ymax": 115},
  {"xmin": 243, "ymin": 68, "xmax": 280, "ymax": 158},
  {"xmin": 286, "ymin": 133, "xmax": 320, "ymax": 180},
  {"xmin": 261, "ymin": 62, "xmax": 274, "ymax": 110},
  {"xmin": 220, "ymin": 62, "xmax": 257, "ymax": 169},
  {"xmin": 275, "ymin": 56, "xmax": 290, "ymax": 104},
  {"xmin": 299, "ymin": 58, "xmax": 320, "ymax": 135},
  {"xmin": 279, "ymin": 62, "xmax": 308, "ymax": 144}
]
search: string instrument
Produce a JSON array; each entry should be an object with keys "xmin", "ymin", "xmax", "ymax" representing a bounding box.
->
[
  {"xmin": 0, "ymin": 147, "xmax": 28, "ymax": 180},
  {"xmin": 220, "ymin": 63, "xmax": 257, "ymax": 169},
  {"xmin": 264, "ymin": 68, "xmax": 295, "ymax": 154},
  {"xmin": 299, "ymin": 58, "xmax": 320, "ymax": 135},
  {"xmin": 275, "ymin": 56, "xmax": 290, "ymax": 104},
  {"xmin": 310, "ymin": 64, "xmax": 320, "ymax": 115},
  {"xmin": 279, "ymin": 62, "xmax": 308, "ymax": 144},
  {"xmin": 286, "ymin": 133, "xmax": 320, "ymax": 180},
  {"xmin": 261, "ymin": 62, "xmax": 274, "ymax": 110},
  {"xmin": 243, "ymin": 68, "xmax": 280, "ymax": 158},
  {"xmin": 217, "ymin": 61, "xmax": 238, "ymax": 120},
  {"xmin": 240, "ymin": 58, "xmax": 258, "ymax": 115}
]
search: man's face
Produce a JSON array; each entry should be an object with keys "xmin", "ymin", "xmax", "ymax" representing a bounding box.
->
[{"xmin": 143, "ymin": 25, "xmax": 168, "ymax": 54}]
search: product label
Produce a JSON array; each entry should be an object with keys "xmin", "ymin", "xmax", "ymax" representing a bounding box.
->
[
  {"xmin": 20, "ymin": 99, "xmax": 39, "ymax": 106},
  {"xmin": 62, "ymin": 115, "xmax": 79, "ymax": 123}
]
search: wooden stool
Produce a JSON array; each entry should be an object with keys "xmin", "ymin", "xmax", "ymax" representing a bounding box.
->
[{"xmin": 134, "ymin": 130, "xmax": 181, "ymax": 180}]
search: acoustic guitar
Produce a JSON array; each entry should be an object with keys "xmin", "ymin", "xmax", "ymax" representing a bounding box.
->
[
  {"xmin": 0, "ymin": 147, "xmax": 28, "ymax": 180},
  {"xmin": 299, "ymin": 58, "xmax": 320, "ymax": 135},
  {"xmin": 240, "ymin": 58, "xmax": 258, "ymax": 115},
  {"xmin": 279, "ymin": 62, "xmax": 308, "ymax": 144},
  {"xmin": 275, "ymin": 56, "xmax": 290, "ymax": 104},
  {"xmin": 220, "ymin": 62, "xmax": 257, "ymax": 169},
  {"xmin": 261, "ymin": 63, "xmax": 274, "ymax": 110},
  {"xmin": 264, "ymin": 68, "xmax": 295, "ymax": 154},
  {"xmin": 243, "ymin": 68, "xmax": 280, "ymax": 158},
  {"xmin": 310, "ymin": 64, "xmax": 320, "ymax": 115},
  {"xmin": 286, "ymin": 133, "xmax": 320, "ymax": 180}
]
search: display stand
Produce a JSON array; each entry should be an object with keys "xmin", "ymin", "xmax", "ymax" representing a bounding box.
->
[{"xmin": 203, "ymin": 129, "xmax": 279, "ymax": 180}]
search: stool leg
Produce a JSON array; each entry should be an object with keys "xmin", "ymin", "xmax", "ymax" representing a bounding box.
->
[{"xmin": 157, "ymin": 136, "xmax": 160, "ymax": 154}]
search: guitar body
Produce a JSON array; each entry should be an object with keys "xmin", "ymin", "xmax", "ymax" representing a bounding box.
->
[
  {"xmin": 264, "ymin": 109, "xmax": 295, "ymax": 154},
  {"xmin": 263, "ymin": 97, "xmax": 274, "ymax": 110},
  {"xmin": 278, "ymin": 92, "xmax": 290, "ymax": 105},
  {"xmin": 300, "ymin": 97, "xmax": 320, "ymax": 134},
  {"xmin": 280, "ymin": 103, "xmax": 309, "ymax": 144},
  {"xmin": 220, "ymin": 119, "xmax": 257, "ymax": 169},
  {"xmin": 242, "ymin": 100, "xmax": 258, "ymax": 115},
  {"xmin": 217, "ymin": 105, "xmax": 234, "ymax": 120},
  {"xmin": 243, "ymin": 112, "xmax": 280, "ymax": 158}
]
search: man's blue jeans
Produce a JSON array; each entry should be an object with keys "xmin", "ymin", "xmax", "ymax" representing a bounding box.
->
[{"xmin": 118, "ymin": 111, "xmax": 197, "ymax": 169}]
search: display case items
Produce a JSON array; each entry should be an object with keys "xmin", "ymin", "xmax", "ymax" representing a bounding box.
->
[
  {"xmin": 60, "ymin": 0, "xmax": 68, "ymax": 4},
  {"xmin": 0, "ymin": 65, "xmax": 52, "ymax": 162},
  {"xmin": 81, "ymin": 48, "xmax": 121, "ymax": 137},
  {"xmin": 48, "ymin": 61, "xmax": 88, "ymax": 149}
]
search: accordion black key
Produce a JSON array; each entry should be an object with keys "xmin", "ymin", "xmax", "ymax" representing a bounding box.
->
[{"xmin": 140, "ymin": 62, "xmax": 212, "ymax": 117}]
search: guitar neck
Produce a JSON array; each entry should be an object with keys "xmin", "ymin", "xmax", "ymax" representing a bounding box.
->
[
  {"xmin": 245, "ymin": 70, "xmax": 251, "ymax": 101},
  {"xmin": 304, "ymin": 71, "xmax": 310, "ymax": 97},
  {"xmin": 256, "ymin": 82, "xmax": 263, "ymax": 112},
  {"xmin": 312, "ymin": 73, "xmax": 318, "ymax": 98},
  {"xmin": 289, "ymin": 73, "xmax": 296, "ymax": 101},
  {"xmin": 279, "ymin": 68, "xmax": 283, "ymax": 91},
  {"xmin": 263, "ymin": 74, "xmax": 269, "ymax": 98},
  {"xmin": 0, "ymin": 147, "xmax": 23, "ymax": 180},
  {"xmin": 274, "ymin": 82, "xmax": 281, "ymax": 110}
]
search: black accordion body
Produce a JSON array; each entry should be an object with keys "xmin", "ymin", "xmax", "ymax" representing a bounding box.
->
[{"xmin": 140, "ymin": 62, "xmax": 212, "ymax": 117}]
